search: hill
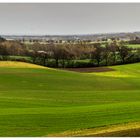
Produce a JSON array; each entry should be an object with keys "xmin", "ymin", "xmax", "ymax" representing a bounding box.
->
[{"xmin": 0, "ymin": 61, "xmax": 139, "ymax": 136}]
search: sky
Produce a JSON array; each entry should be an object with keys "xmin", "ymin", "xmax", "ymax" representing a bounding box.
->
[{"xmin": 0, "ymin": 3, "xmax": 140, "ymax": 35}]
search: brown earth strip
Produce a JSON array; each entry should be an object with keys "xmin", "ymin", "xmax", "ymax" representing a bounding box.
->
[{"xmin": 60, "ymin": 67, "xmax": 115, "ymax": 73}]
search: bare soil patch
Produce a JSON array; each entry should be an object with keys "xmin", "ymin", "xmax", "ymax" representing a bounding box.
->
[{"xmin": 60, "ymin": 67, "xmax": 115, "ymax": 73}]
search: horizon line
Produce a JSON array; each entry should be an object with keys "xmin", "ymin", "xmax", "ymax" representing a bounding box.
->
[{"xmin": 1, "ymin": 30, "xmax": 140, "ymax": 36}]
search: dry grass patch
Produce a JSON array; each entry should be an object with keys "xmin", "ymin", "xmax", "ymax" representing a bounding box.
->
[
  {"xmin": 0, "ymin": 61, "xmax": 47, "ymax": 69},
  {"xmin": 48, "ymin": 122, "xmax": 140, "ymax": 137}
]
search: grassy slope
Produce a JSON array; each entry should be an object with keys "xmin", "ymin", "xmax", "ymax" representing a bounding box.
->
[{"xmin": 0, "ymin": 61, "xmax": 139, "ymax": 136}]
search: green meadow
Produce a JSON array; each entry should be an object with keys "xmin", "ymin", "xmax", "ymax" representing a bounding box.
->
[
  {"xmin": 128, "ymin": 44, "xmax": 140, "ymax": 48},
  {"xmin": 0, "ymin": 61, "xmax": 140, "ymax": 136}
]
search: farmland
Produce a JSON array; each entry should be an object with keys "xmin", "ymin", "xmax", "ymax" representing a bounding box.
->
[{"xmin": 0, "ymin": 61, "xmax": 139, "ymax": 136}]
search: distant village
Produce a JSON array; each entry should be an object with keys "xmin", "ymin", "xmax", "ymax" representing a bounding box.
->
[{"xmin": 2, "ymin": 31, "xmax": 140, "ymax": 44}]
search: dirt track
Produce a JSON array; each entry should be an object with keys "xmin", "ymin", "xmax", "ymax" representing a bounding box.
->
[{"xmin": 60, "ymin": 67, "xmax": 115, "ymax": 73}]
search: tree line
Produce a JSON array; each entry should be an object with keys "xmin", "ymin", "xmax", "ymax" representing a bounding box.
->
[{"xmin": 0, "ymin": 37, "xmax": 140, "ymax": 68}]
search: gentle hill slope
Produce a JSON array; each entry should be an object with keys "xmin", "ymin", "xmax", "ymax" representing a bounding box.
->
[{"xmin": 0, "ymin": 61, "xmax": 139, "ymax": 136}]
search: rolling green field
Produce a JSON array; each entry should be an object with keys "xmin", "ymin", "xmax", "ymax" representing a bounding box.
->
[
  {"xmin": 0, "ymin": 61, "xmax": 140, "ymax": 136},
  {"xmin": 128, "ymin": 44, "xmax": 140, "ymax": 48}
]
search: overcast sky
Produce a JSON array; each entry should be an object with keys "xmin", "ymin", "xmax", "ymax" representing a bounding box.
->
[{"xmin": 0, "ymin": 3, "xmax": 140, "ymax": 35}]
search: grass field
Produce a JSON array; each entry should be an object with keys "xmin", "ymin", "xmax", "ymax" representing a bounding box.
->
[
  {"xmin": 0, "ymin": 61, "xmax": 140, "ymax": 136},
  {"xmin": 128, "ymin": 44, "xmax": 140, "ymax": 48}
]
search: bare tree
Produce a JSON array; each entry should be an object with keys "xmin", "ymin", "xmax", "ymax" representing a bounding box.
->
[
  {"xmin": 103, "ymin": 43, "xmax": 111, "ymax": 65},
  {"xmin": 109, "ymin": 40, "xmax": 118, "ymax": 65},
  {"xmin": 91, "ymin": 43, "xmax": 103, "ymax": 66},
  {"xmin": 117, "ymin": 41, "xmax": 131, "ymax": 63}
]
